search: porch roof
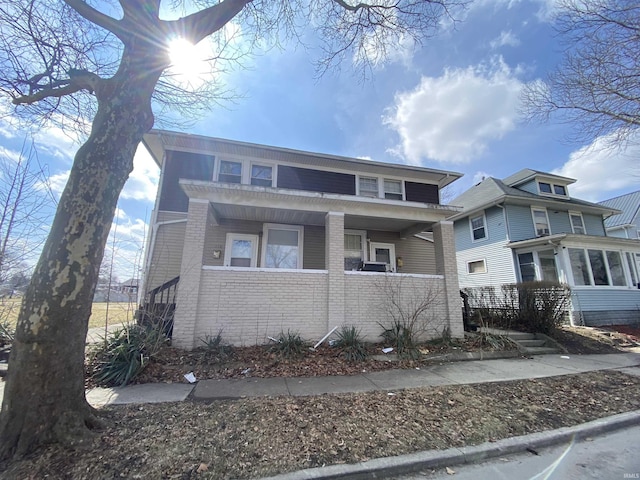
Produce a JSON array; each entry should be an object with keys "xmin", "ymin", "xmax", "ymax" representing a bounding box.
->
[
  {"xmin": 180, "ymin": 180, "xmax": 461, "ymax": 233},
  {"xmin": 506, "ymin": 233, "xmax": 640, "ymax": 250}
]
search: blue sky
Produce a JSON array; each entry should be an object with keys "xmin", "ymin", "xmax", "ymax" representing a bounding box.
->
[{"xmin": 1, "ymin": 0, "xmax": 638, "ymax": 281}]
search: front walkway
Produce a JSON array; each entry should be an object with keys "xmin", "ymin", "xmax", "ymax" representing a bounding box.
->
[{"xmin": 81, "ymin": 352, "xmax": 640, "ymax": 407}]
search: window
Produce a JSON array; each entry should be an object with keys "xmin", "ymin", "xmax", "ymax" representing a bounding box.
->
[
  {"xmin": 218, "ymin": 160, "xmax": 242, "ymax": 183},
  {"xmin": 359, "ymin": 177, "xmax": 378, "ymax": 198},
  {"xmin": 606, "ymin": 251, "xmax": 626, "ymax": 286},
  {"xmin": 538, "ymin": 181, "xmax": 568, "ymax": 197},
  {"xmin": 470, "ymin": 214, "xmax": 487, "ymax": 241},
  {"xmin": 570, "ymin": 212, "xmax": 586, "ymax": 234},
  {"xmin": 383, "ymin": 179, "xmax": 403, "ymax": 200},
  {"xmin": 588, "ymin": 249, "xmax": 608, "ymax": 285},
  {"xmin": 518, "ymin": 253, "xmax": 536, "ymax": 282},
  {"xmin": 224, "ymin": 234, "xmax": 258, "ymax": 267},
  {"xmin": 538, "ymin": 182, "xmax": 552, "ymax": 194},
  {"xmin": 344, "ymin": 230, "xmax": 367, "ymax": 270},
  {"xmin": 262, "ymin": 224, "xmax": 303, "ymax": 269},
  {"xmin": 250, "ymin": 164, "xmax": 273, "ymax": 187},
  {"xmin": 538, "ymin": 249, "xmax": 559, "ymax": 282},
  {"xmin": 626, "ymin": 252, "xmax": 638, "ymax": 287},
  {"xmin": 569, "ymin": 248, "xmax": 591, "ymax": 286},
  {"xmin": 467, "ymin": 260, "xmax": 486, "ymax": 274},
  {"xmin": 532, "ymin": 208, "xmax": 550, "ymax": 237},
  {"xmin": 554, "ymin": 185, "xmax": 567, "ymax": 196}
]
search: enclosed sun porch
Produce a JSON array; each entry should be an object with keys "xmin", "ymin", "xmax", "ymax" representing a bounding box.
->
[{"xmin": 161, "ymin": 180, "xmax": 463, "ymax": 348}]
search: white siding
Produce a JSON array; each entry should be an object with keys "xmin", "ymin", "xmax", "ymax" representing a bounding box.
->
[{"xmin": 456, "ymin": 240, "xmax": 517, "ymax": 289}]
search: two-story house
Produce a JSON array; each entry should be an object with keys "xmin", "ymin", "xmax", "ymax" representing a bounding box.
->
[
  {"xmin": 599, "ymin": 190, "xmax": 640, "ymax": 240},
  {"xmin": 141, "ymin": 130, "xmax": 465, "ymax": 348},
  {"xmin": 450, "ymin": 169, "xmax": 640, "ymax": 327}
]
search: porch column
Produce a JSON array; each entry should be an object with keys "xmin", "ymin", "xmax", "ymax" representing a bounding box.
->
[
  {"xmin": 172, "ymin": 199, "xmax": 212, "ymax": 349},
  {"xmin": 325, "ymin": 212, "xmax": 345, "ymax": 330},
  {"xmin": 433, "ymin": 221, "xmax": 464, "ymax": 338}
]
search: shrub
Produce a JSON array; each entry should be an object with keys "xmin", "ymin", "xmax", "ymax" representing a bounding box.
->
[
  {"xmin": 380, "ymin": 319, "xmax": 421, "ymax": 360},
  {"xmin": 199, "ymin": 329, "xmax": 233, "ymax": 362},
  {"xmin": 335, "ymin": 325, "xmax": 367, "ymax": 362},
  {"xmin": 0, "ymin": 319, "xmax": 14, "ymax": 348},
  {"xmin": 463, "ymin": 282, "xmax": 570, "ymax": 335},
  {"xmin": 269, "ymin": 330, "xmax": 306, "ymax": 359},
  {"xmin": 89, "ymin": 323, "xmax": 166, "ymax": 387}
]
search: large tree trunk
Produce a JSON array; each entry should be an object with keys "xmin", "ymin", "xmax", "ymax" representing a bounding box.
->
[{"xmin": 0, "ymin": 70, "xmax": 158, "ymax": 460}]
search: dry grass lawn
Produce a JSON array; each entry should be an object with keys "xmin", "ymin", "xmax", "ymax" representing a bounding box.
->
[{"xmin": 0, "ymin": 298, "xmax": 136, "ymax": 329}]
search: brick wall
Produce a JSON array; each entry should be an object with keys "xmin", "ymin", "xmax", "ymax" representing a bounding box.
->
[{"xmin": 181, "ymin": 268, "xmax": 449, "ymax": 347}]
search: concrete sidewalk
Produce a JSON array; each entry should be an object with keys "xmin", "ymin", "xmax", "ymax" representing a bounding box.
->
[{"xmin": 80, "ymin": 352, "xmax": 640, "ymax": 407}]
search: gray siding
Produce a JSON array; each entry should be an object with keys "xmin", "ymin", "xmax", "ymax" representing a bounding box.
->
[
  {"xmin": 368, "ymin": 230, "xmax": 436, "ymax": 275},
  {"xmin": 204, "ymin": 219, "xmax": 264, "ymax": 267},
  {"xmin": 572, "ymin": 289, "xmax": 640, "ymax": 326},
  {"xmin": 517, "ymin": 180, "xmax": 538, "ymax": 195},
  {"xmin": 454, "ymin": 206, "xmax": 507, "ymax": 252},
  {"xmin": 506, "ymin": 204, "xmax": 535, "ymax": 241},
  {"xmin": 583, "ymin": 213, "xmax": 606, "ymax": 236},
  {"xmin": 456, "ymin": 239, "xmax": 517, "ymax": 289},
  {"xmin": 548, "ymin": 210, "xmax": 571, "ymax": 234},
  {"xmin": 303, "ymin": 226, "xmax": 325, "ymax": 270},
  {"xmin": 146, "ymin": 211, "xmax": 188, "ymax": 291}
]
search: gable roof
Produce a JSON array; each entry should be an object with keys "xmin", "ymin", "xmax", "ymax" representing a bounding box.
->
[
  {"xmin": 599, "ymin": 190, "xmax": 640, "ymax": 228},
  {"xmin": 502, "ymin": 168, "xmax": 576, "ymax": 187},
  {"xmin": 450, "ymin": 176, "xmax": 618, "ymax": 220}
]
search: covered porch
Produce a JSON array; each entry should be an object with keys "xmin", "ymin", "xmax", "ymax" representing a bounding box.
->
[{"xmin": 172, "ymin": 181, "xmax": 463, "ymax": 347}]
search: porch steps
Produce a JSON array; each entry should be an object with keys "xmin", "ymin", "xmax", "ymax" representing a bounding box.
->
[{"xmin": 480, "ymin": 328, "xmax": 566, "ymax": 356}]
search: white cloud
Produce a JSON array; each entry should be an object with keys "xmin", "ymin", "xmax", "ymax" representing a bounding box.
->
[
  {"xmin": 121, "ymin": 144, "xmax": 160, "ymax": 203},
  {"xmin": 472, "ymin": 170, "xmax": 493, "ymax": 184},
  {"xmin": 47, "ymin": 170, "xmax": 71, "ymax": 197},
  {"xmin": 0, "ymin": 145, "xmax": 22, "ymax": 163},
  {"xmin": 552, "ymin": 132, "xmax": 640, "ymax": 202},
  {"xmin": 384, "ymin": 57, "xmax": 524, "ymax": 164},
  {"xmin": 490, "ymin": 31, "xmax": 521, "ymax": 49}
]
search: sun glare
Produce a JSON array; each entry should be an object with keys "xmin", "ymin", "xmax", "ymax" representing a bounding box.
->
[{"xmin": 167, "ymin": 38, "xmax": 209, "ymax": 87}]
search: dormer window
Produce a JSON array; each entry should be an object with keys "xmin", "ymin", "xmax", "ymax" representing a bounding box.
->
[
  {"xmin": 554, "ymin": 184, "xmax": 567, "ymax": 196},
  {"xmin": 539, "ymin": 182, "xmax": 552, "ymax": 194},
  {"xmin": 538, "ymin": 180, "xmax": 568, "ymax": 197}
]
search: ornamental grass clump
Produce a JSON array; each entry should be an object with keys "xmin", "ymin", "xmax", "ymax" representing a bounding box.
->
[
  {"xmin": 269, "ymin": 329, "xmax": 306, "ymax": 359},
  {"xmin": 335, "ymin": 325, "xmax": 368, "ymax": 362}
]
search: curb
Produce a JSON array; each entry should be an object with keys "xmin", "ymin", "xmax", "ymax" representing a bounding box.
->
[{"xmin": 259, "ymin": 410, "xmax": 640, "ymax": 480}]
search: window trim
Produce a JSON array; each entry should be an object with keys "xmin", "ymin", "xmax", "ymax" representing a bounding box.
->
[
  {"xmin": 537, "ymin": 180, "xmax": 569, "ymax": 198},
  {"xmin": 369, "ymin": 242, "xmax": 396, "ymax": 272},
  {"xmin": 344, "ymin": 229, "xmax": 368, "ymax": 271},
  {"xmin": 357, "ymin": 176, "xmax": 379, "ymax": 198},
  {"xmin": 250, "ymin": 162, "xmax": 274, "ymax": 187},
  {"xmin": 383, "ymin": 178, "xmax": 404, "ymax": 200},
  {"xmin": 469, "ymin": 212, "xmax": 487, "ymax": 242},
  {"xmin": 260, "ymin": 223, "xmax": 304, "ymax": 269},
  {"xmin": 217, "ymin": 159, "xmax": 243, "ymax": 184},
  {"xmin": 224, "ymin": 233, "xmax": 259, "ymax": 267},
  {"xmin": 531, "ymin": 207, "xmax": 551, "ymax": 237},
  {"xmin": 569, "ymin": 211, "xmax": 586, "ymax": 234},
  {"xmin": 467, "ymin": 259, "xmax": 487, "ymax": 274}
]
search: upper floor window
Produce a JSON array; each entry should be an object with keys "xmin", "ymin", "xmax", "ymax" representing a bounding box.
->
[
  {"xmin": 538, "ymin": 181, "xmax": 568, "ymax": 197},
  {"xmin": 554, "ymin": 185, "xmax": 567, "ymax": 196},
  {"xmin": 359, "ymin": 177, "xmax": 379, "ymax": 198},
  {"xmin": 570, "ymin": 212, "xmax": 586, "ymax": 234},
  {"xmin": 538, "ymin": 182, "xmax": 552, "ymax": 194},
  {"xmin": 470, "ymin": 213, "xmax": 487, "ymax": 241},
  {"xmin": 219, "ymin": 160, "xmax": 242, "ymax": 183},
  {"xmin": 532, "ymin": 208, "xmax": 550, "ymax": 237},
  {"xmin": 384, "ymin": 179, "xmax": 403, "ymax": 200},
  {"xmin": 251, "ymin": 164, "xmax": 272, "ymax": 187}
]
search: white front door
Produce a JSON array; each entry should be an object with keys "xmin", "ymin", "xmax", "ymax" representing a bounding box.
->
[{"xmin": 369, "ymin": 242, "xmax": 396, "ymax": 272}]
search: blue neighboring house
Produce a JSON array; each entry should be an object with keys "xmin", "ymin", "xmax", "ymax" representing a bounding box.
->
[
  {"xmin": 599, "ymin": 190, "xmax": 640, "ymax": 240},
  {"xmin": 450, "ymin": 169, "xmax": 640, "ymax": 327}
]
